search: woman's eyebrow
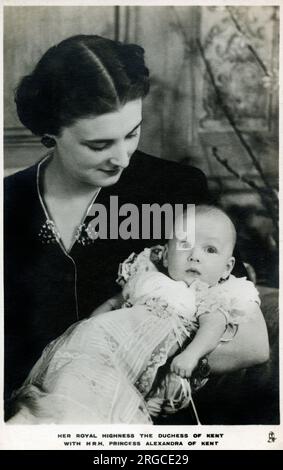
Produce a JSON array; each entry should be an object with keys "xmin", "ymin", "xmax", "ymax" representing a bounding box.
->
[{"xmin": 82, "ymin": 120, "xmax": 143, "ymax": 144}]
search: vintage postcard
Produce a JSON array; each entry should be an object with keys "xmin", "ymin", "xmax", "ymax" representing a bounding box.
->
[{"xmin": 0, "ymin": 0, "xmax": 282, "ymax": 452}]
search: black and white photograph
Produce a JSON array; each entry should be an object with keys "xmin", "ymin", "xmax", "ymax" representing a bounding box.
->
[{"xmin": 1, "ymin": 0, "xmax": 281, "ymax": 450}]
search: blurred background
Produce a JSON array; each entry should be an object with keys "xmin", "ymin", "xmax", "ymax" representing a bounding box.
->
[{"xmin": 4, "ymin": 5, "xmax": 279, "ymax": 287}]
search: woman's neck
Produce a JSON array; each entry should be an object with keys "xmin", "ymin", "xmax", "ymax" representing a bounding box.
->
[
  {"xmin": 44, "ymin": 154, "xmax": 99, "ymax": 202},
  {"xmin": 40, "ymin": 155, "xmax": 101, "ymax": 252}
]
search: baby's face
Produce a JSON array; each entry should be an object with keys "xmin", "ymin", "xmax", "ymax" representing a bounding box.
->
[{"xmin": 164, "ymin": 211, "xmax": 235, "ymax": 287}]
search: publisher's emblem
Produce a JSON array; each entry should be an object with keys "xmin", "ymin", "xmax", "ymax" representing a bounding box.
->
[{"xmin": 267, "ymin": 431, "xmax": 276, "ymax": 443}]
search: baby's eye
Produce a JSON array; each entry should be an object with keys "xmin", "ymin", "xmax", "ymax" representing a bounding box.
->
[{"xmin": 205, "ymin": 246, "xmax": 218, "ymax": 254}]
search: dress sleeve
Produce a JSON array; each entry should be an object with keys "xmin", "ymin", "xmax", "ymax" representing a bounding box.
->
[
  {"xmin": 194, "ymin": 286, "xmax": 236, "ymax": 343},
  {"xmin": 194, "ymin": 282, "xmax": 231, "ymax": 324},
  {"xmin": 193, "ymin": 276, "xmax": 260, "ymax": 343},
  {"xmin": 221, "ymin": 275, "xmax": 260, "ymax": 324}
]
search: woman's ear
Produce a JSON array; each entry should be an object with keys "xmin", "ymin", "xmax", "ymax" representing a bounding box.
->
[
  {"xmin": 41, "ymin": 134, "xmax": 56, "ymax": 148},
  {"xmin": 163, "ymin": 244, "xmax": 169, "ymax": 268}
]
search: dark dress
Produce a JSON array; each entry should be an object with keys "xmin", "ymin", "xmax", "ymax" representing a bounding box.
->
[{"xmin": 4, "ymin": 149, "xmax": 210, "ymax": 409}]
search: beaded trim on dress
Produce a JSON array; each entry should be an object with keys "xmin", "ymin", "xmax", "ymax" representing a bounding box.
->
[{"xmin": 36, "ymin": 154, "xmax": 101, "ymax": 247}]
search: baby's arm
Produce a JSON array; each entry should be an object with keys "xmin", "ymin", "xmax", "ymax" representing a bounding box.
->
[
  {"xmin": 89, "ymin": 292, "xmax": 124, "ymax": 318},
  {"xmin": 170, "ymin": 311, "xmax": 226, "ymax": 378}
]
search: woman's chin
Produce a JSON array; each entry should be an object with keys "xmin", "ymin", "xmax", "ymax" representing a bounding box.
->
[
  {"xmin": 83, "ymin": 171, "xmax": 123, "ymax": 188},
  {"xmin": 103, "ymin": 173, "xmax": 123, "ymax": 185}
]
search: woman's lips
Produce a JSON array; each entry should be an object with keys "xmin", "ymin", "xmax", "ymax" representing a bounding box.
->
[{"xmin": 100, "ymin": 168, "xmax": 121, "ymax": 176}]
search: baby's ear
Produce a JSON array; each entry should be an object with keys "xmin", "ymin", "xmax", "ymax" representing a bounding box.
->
[
  {"xmin": 224, "ymin": 256, "xmax": 235, "ymax": 279},
  {"xmin": 162, "ymin": 244, "xmax": 169, "ymax": 268}
]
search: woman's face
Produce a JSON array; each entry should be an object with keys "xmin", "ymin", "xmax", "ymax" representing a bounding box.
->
[{"xmin": 53, "ymin": 99, "xmax": 142, "ymax": 188}]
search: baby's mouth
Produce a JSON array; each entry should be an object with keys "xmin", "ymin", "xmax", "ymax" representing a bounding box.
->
[{"xmin": 186, "ymin": 268, "xmax": 201, "ymax": 275}]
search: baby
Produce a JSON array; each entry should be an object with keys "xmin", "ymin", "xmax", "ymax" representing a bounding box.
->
[{"xmin": 8, "ymin": 205, "xmax": 260, "ymax": 424}]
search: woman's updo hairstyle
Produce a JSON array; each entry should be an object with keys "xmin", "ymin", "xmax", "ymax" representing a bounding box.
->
[{"xmin": 15, "ymin": 35, "xmax": 150, "ymax": 136}]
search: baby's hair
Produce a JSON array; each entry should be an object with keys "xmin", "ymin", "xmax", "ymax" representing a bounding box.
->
[
  {"xmin": 166, "ymin": 204, "xmax": 236, "ymax": 254},
  {"xmin": 194, "ymin": 204, "xmax": 237, "ymax": 252}
]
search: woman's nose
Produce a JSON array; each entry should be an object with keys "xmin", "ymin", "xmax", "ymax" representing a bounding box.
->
[{"xmin": 110, "ymin": 143, "xmax": 130, "ymax": 168}]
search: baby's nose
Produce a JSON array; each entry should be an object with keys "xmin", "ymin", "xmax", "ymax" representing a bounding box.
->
[{"xmin": 188, "ymin": 247, "xmax": 200, "ymax": 262}]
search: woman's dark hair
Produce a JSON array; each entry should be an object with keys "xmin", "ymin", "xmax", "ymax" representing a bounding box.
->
[{"xmin": 15, "ymin": 35, "xmax": 150, "ymax": 136}]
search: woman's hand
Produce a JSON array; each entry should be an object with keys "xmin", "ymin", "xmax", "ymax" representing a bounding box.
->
[
  {"xmin": 208, "ymin": 303, "xmax": 269, "ymax": 374},
  {"xmin": 89, "ymin": 292, "xmax": 124, "ymax": 318}
]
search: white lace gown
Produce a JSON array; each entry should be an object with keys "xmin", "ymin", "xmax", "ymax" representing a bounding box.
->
[{"xmin": 10, "ymin": 248, "xmax": 260, "ymax": 424}]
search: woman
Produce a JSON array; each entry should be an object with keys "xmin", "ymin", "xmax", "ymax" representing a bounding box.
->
[{"xmin": 4, "ymin": 34, "xmax": 269, "ymax": 420}]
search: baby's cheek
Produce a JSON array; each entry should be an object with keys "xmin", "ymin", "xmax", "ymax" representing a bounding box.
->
[{"xmin": 168, "ymin": 266, "xmax": 183, "ymax": 281}]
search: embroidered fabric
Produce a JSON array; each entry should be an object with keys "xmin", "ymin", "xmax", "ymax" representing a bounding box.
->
[
  {"xmin": 38, "ymin": 218, "xmax": 98, "ymax": 247},
  {"xmin": 13, "ymin": 306, "xmax": 193, "ymax": 423},
  {"xmin": 38, "ymin": 219, "xmax": 61, "ymax": 244},
  {"xmin": 116, "ymin": 248, "xmax": 159, "ymax": 286},
  {"xmin": 75, "ymin": 222, "xmax": 98, "ymax": 246}
]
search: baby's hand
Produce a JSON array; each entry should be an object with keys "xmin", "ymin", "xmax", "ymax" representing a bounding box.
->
[
  {"xmin": 170, "ymin": 351, "xmax": 199, "ymax": 378},
  {"xmin": 146, "ymin": 397, "xmax": 164, "ymax": 417}
]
